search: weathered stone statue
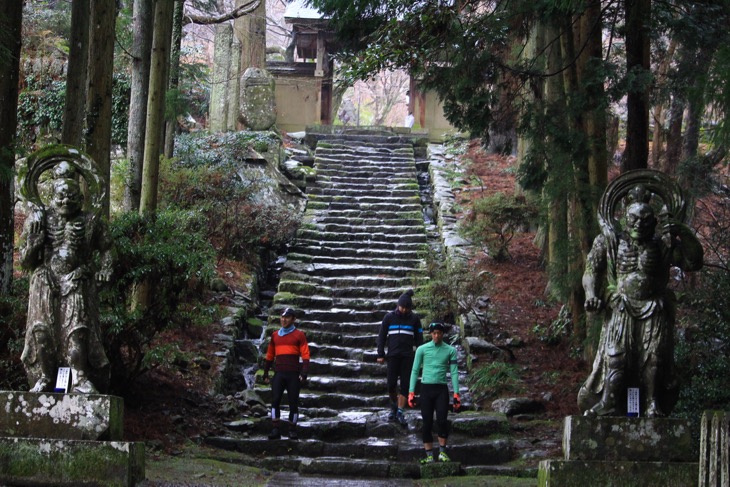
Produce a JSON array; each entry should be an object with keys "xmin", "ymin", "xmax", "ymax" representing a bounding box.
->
[
  {"xmin": 18, "ymin": 146, "xmax": 111, "ymax": 394},
  {"xmin": 578, "ymin": 169, "xmax": 704, "ymax": 417}
]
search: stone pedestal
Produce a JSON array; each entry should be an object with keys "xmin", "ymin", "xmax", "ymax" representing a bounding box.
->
[
  {"xmin": 0, "ymin": 391, "xmax": 144, "ymax": 487},
  {"xmin": 538, "ymin": 416, "xmax": 697, "ymax": 487}
]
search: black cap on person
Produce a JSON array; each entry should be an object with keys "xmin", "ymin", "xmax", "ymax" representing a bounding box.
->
[
  {"xmin": 397, "ymin": 290, "xmax": 414, "ymax": 309},
  {"xmin": 281, "ymin": 307, "xmax": 297, "ymax": 317}
]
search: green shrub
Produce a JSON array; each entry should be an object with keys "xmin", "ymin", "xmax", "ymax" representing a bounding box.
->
[
  {"xmin": 467, "ymin": 361, "xmax": 524, "ymax": 402},
  {"xmin": 673, "ymin": 182, "xmax": 730, "ymax": 419},
  {"xmin": 414, "ymin": 253, "xmax": 493, "ymax": 334},
  {"xmin": 100, "ymin": 210, "xmax": 217, "ymax": 393},
  {"xmin": 459, "ymin": 192, "xmax": 538, "ymax": 261},
  {"xmin": 0, "ymin": 277, "xmax": 29, "ymax": 390}
]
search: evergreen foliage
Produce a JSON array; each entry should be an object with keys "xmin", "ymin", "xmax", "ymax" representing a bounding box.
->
[
  {"xmin": 460, "ymin": 192, "xmax": 539, "ymax": 262},
  {"xmin": 100, "ymin": 210, "xmax": 217, "ymax": 393}
]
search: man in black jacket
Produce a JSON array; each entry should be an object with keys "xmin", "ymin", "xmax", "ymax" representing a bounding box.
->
[{"xmin": 377, "ymin": 290, "xmax": 423, "ymax": 425}]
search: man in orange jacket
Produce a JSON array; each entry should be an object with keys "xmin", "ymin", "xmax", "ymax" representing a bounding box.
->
[{"xmin": 262, "ymin": 308, "xmax": 310, "ymax": 440}]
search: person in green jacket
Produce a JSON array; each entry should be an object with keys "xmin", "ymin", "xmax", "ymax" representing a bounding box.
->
[{"xmin": 408, "ymin": 322, "xmax": 461, "ymax": 463}]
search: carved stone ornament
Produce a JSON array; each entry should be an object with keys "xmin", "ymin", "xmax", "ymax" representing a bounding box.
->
[
  {"xmin": 578, "ymin": 169, "xmax": 704, "ymax": 418},
  {"xmin": 17, "ymin": 145, "xmax": 111, "ymax": 394}
]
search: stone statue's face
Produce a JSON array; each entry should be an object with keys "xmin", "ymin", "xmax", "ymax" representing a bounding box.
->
[
  {"xmin": 626, "ymin": 202, "xmax": 656, "ymax": 241},
  {"xmin": 51, "ymin": 179, "xmax": 82, "ymax": 217}
]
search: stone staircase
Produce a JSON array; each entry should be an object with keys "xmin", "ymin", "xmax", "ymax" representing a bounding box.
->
[{"xmin": 204, "ymin": 134, "xmax": 521, "ymax": 479}]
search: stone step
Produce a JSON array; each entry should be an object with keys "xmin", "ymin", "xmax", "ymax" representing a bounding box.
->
[
  {"xmin": 314, "ymin": 176, "xmax": 415, "ymax": 187},
  {"xmin": 307, "ymin": 200, "xmax": 423, "ymax": 213},
  {"xmin": 277, "ymin": 280, "xmax": 411, "ymax": 301},
  {"xmin": 301, "ymin": 223, "xmax": 425, "ymax": 237},
  {"xmin": 307, "ymin": 195, "xmax": 421, "ymax": 207},
  {"xmin": 294, "ymin": 229, "xmax": 427, "ymax": 244},
  {"xmin": 316, "ymin": 168, "xmax": 418, "ymax": 179},
  {"xmin": 306, "ymin": 216, "xmax": 425, "ymax": 227},
  {"xmin": 271, "ymin": 294, "xmax": 408, "ymax": 313},
  {"xmin": 281, "ymin": 262, "xmax": 425, "ymax": 280},
  {"xmin": 291, "ymin": 239, "xmax": 427, "ymax": 254},
  {"xmin": 268, "ymin": 307, "xmax": 388, "ymax": 324},
  {"xmin": 315, "ymin": 158, "xmax": 416, "ymax": 169},
  {"xmin": 308, "ymin": 187, "xmax": 419, "ymax": 199},
  {"xmin": 315, "ymin": 147, "xmax": 414, "ymax": 159},
  {"xmin": 287, "ymin": 253, "xmax": 424, "ymax": 269}
]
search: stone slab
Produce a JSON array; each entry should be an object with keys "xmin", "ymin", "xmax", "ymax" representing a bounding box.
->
[
  {"xmin": 0, "ymin": 437, "xmax": 144, "ymax": 487},
  {"xmin": 563, "ymin": 415, "xmax": 695, "ymax": 462},
  {"xmin": 0, "ymin": 391, "xmax": 123, "ymax": 441},
  {"xmin": 538, "ymin": 459, "xmax": 698, "ymax": 487}
]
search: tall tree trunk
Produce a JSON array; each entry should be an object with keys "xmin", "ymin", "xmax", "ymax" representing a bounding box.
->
[
  {"xmin": 651, "ymin": 39, "xmax": 677, "ymax": 168},
  {"xmin": 663, "ymin": 95, "xmax": 685, "ymax": 174},
  {"xmin": 622, "ymin": 0, "xmax": 651, "ymax": 172},
  {"xmin": 123, "ymin": 0, "xmax": 154, "ymax": 212},
  {"xmin": 62, "ymin": 0, "xmax": 90, "ymax": 147},
  {"xmin": 236, "ymin": 0, "xmax": 266, "ymax": 69},
  {"xmin": 0, "ymin": 1, "xmax": 23, "ymax": 295},
  {"xmin": 139, "ymin": 0, "xmax": 174, "ymax": 216},
  {"xmin": 164, "ymin": 0, "xmax": 185, "ymax": 160},
  {"xmin": 85, "ymin": 0, "xmax": 117, "ymax": 217}
]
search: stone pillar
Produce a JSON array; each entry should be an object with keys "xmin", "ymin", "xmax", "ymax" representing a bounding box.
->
[
  {"xmin": 699, "ymin": 410, "xmax": 730, "ymax": 487},
  {"xmin": 209, "ymin": 23, "xmax": 234, "ymax": 133},
  {"xmin": 239, "ymin": 67, "xmax": 276, "ymax": 130}
]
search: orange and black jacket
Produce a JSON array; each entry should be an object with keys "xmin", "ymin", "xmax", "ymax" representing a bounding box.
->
[{"xmin": 263, "ymin": 328, "xmax": 310, "ymax": 376}]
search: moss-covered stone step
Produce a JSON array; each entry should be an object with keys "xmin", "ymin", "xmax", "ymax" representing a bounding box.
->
[
  {"xmin": 281, "ymin": 261, "xmax": 424, "ymax": 279},
  {"xmin": 312, "ymin": 176, "xmax": 415, "ymax": 188}
]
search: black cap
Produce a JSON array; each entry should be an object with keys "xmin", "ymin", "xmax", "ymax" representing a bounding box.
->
[
  {"xmin": 397, "ymin": 290, "xmax": 414, "ymax": 309},
  {"xmin": 281, "ymin": 307, "xmax": 296, "ymax": 317},
  {"xmin": 429, "ymin": 322, "xmax": 446, "ymax": 333}
]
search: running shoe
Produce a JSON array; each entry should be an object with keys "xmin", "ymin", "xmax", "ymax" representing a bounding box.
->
[
  {"xmin": 396, "ymin": 410, "xmax": 408, "ymax": 427},
  {"xmin": 420, "ymin": 455, "xmax": 435, "ymax": 464},
  {"xmin": 438, "ymin": 451, "xmax": 451, "ymax": 462}
]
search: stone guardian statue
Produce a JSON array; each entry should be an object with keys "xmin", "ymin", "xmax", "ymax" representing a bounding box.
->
[
  {"xmin": 578, "ymin": 169, "xmax": 704, "ymax": 417},
  {"xmin": 17, "ymin": 146, "xmax": 111, "ymax": 394}
]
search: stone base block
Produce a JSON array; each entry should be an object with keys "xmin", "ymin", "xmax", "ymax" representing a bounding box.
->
[
  {"xmin": 0, "ymin": 437, "xmax": 144, "ymax": 487},
  {"xmin": 538, "ymin": 459, "xmax": 698, "ymax": 487},
  {"xmin": 563, "ymin": 415, "xmax": 695, "ymax": 462},
  {"xmin": 1, "ymin": 391, "xmax": 124, "ymax": 440}
]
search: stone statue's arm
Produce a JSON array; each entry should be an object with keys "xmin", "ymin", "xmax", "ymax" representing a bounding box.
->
[
  {"xmin": 583, "ymin": 233, "xmax": 608, "ymax": 312},
  {"xmin": 91, "ymin": 215, "xmax": 114, "ymax": 283},
  {"xmin": 19, "ymin": 208, "xmax": 45, "ymax": 269},
  {"xmin": 665, "ymin": 219, "xmax": 704, "ymax": 272}
]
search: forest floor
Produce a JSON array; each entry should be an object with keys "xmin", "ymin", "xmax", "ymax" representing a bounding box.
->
[{"xmin": 126, "ymin": 140, "xmax": 590, "ymax": 485}]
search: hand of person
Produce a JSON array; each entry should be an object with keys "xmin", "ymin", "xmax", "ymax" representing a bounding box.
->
[
  {"xmin": 584, "ymin": 296, "xmax": 604, "ymax": 312},
  {"xmin": 300, "ymin": 374, "xmax": 307, "ymax": 386},
  {"xmin": 376, "ymin": 357, "xmax": 385, "ymax": 364},
  {"xmin": 262, "ymin": 373, "xmax": 269, "ymax": 384},
  {"xmin": 453, "ymin": 393, "xmax": 461, "ymax": 412},
  {"xmin": 408, "ymin": 392, "xmax": 416, "ymax": 408}
]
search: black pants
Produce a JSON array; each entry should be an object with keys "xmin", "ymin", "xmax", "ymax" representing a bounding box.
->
[
  {"xmin": 271, "ymin": 371, "xmax": 301, "ymax": 423},
  {"xmin": 387, "ymin": 355, "xmax": 413, "ymax": 397},
  {"xmin": 420, "ymin": 383, "xmax": 449, "ymax": 443}
]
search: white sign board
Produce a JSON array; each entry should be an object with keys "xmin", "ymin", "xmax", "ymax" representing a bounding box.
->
[
  {"xmin": 54, "ymin": 367, "xmax": 71, "ymax": 393},
  {"xmin": 627, "ymin": 387, "xmax": 640, "ymax": 417}
]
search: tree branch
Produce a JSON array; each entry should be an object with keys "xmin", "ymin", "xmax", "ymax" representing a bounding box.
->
[{"xmin": 183, "ymin": 0, "xmax": 261, "ymax": 25}]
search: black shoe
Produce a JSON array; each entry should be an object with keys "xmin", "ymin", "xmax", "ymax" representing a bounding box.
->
[
  {"xmin": 288, "ymin": 428, "xmax": 298, "ymax": 440},
  {"xmin": 268, "ymin": 428, "xmax": 280, "ymax": 440},
  {"xmin": 396, "ymin": 410, "xmax": 408, "ymax": 427}
]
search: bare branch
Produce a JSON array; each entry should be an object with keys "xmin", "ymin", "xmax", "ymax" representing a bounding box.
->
[{"xmin": 183, "ymin": 0, "xmax": 261, "ymax": 25}]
